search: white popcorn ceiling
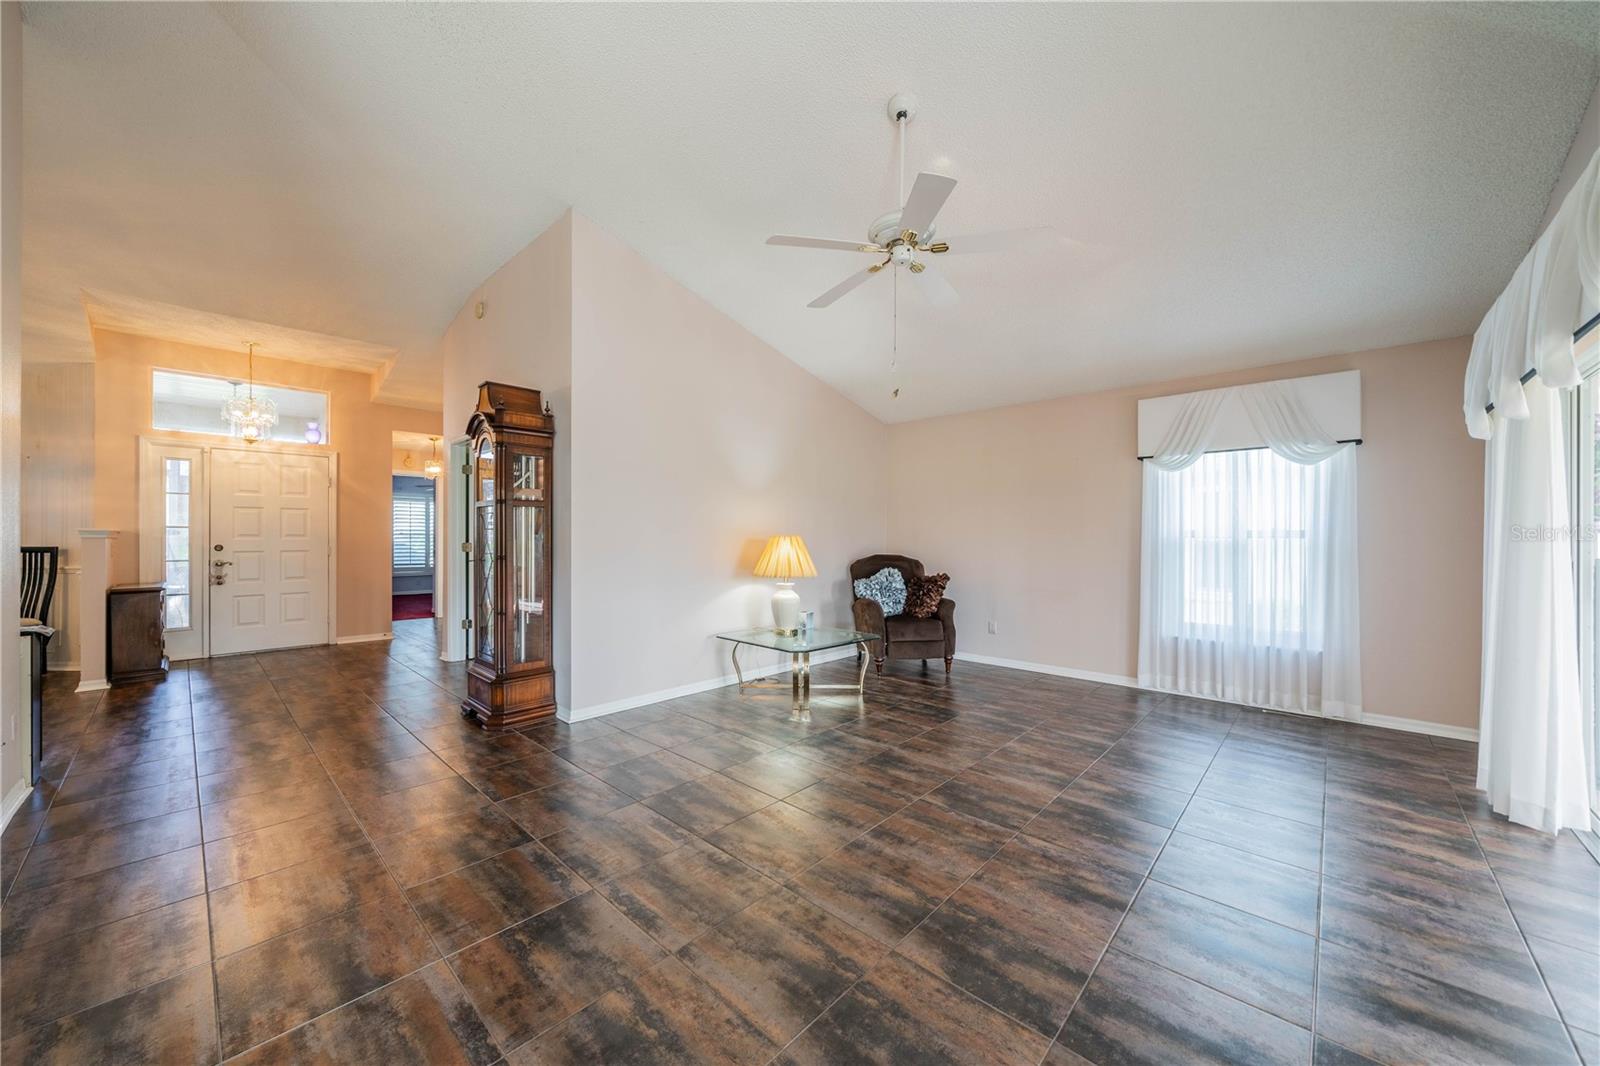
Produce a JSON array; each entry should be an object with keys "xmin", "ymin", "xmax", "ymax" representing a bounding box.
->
[{"xmin": 19, "ymin": 2, "xmax": 1599, "ymax": 421}]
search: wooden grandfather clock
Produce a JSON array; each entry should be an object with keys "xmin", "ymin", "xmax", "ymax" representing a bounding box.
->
[{"xmin": 462, "ymin": 382, "xmax": 557, "ymax": 728}]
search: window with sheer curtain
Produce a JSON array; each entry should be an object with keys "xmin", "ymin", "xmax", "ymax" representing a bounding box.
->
[
  {"xmin": 1139, "ymin": 445, "xmax": 1359, "ymax": 717},
  {"xmin": 1177, "ymin": 449, "xmax": 1314, "ymax": 639}
]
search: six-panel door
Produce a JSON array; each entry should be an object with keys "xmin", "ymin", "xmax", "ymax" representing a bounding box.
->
[{"xmin": 209, "ymin": 448, "xmax": 332, "ymax": 655}]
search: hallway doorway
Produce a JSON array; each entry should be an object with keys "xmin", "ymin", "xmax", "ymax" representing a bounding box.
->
[{"xmin": 391, "ymin": 474, "xmax": 436, "ymax": 621}]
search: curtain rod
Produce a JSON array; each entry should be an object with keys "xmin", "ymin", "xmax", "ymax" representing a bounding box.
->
[
  {"xmin": 1137, "ymin": 439, "xmax": 1362, "ymax": 461},
  {"xmin": 1483, "ymin": 310, "xmax": 1600, "ymax": 415}
]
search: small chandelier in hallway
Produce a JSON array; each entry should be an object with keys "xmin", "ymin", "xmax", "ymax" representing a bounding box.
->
[
  {"xmin": 424, "ymin": 436, "xmax": 442, "ymax": 478},
  {"xmin": 221, "ymin": 341, "xmax": 277, "ymax": 444}
]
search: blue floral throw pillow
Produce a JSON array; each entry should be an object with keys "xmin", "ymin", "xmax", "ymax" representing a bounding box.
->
[{"xmin": 853, "ymin": 566, "xmax": 908, "ymax": 617}]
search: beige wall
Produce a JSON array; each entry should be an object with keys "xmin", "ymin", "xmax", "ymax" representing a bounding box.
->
[
  {"xmin": 887, "ymin": 337, "xmax": 1484, "ymax": 731},
  {"xmin": 1, "ymin": 0, "xmax": 24, "ymax": 816},
  {"xmin": 441, "ymin": 211, "xmax": 1478, "ymax": 728},
  {"xmin": 392, "ymin": 442, "xmax": 435, "ymax": 477},
  {"xmin": 91, "ymin": 330, "xmax": 440, "ymax": 641},
  {"xmin": 439, "ymin": 211, "xmax": 889, "ymax": 716},
  {"xmin": 438, "ymin": 211, "xmax": 573, "ymax": 705},
  {"xmin": 568, "ymin": 213, "xmax": 888, "ymax": 712},
  {"xmin": 20, "ymin": 362, "xmax": 93, "ymax": 665}
]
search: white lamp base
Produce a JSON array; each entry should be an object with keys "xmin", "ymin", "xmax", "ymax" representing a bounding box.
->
[{"xmin": 771, "ymin": 582, "xmax": 801, "ymax": 635}]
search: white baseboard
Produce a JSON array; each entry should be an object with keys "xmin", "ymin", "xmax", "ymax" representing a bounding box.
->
[
  {"xmin": 74, "ymin": 678, "xmax": 110, "ymax": 694},
  {"xmin": 1, "ymin": 782, "xmax": 33, "ymax": 831},
  {"xmin": 954, "ymin": 651, "xmax": 1479, "ymax": 743},
  {"xmin": 954, "ymin": 652, "xmax": 1138, "ymax": 689},
  {"xmin": 1360, "ymin": 713, "xmax": 1479, "ymax": 743},
  {"xmin": 334, "ymin": 633, "xmax": 392, "ymax": 645},
  {"xmin": 562, "ymin": 647, "xmax": 859, "ymax": 723}
]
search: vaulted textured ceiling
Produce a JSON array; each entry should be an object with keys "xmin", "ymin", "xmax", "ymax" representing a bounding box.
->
[{"xmin": 21, "ymin": 3, "xmax": 1599, "ymax": 419}]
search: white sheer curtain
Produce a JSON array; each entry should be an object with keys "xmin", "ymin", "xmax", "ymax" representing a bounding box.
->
[
  {"xmin": 1478, "ymin": 379, "xmax": 1590, "ymax": 832},
  {"xmin": 1139, "ymin": 380, "xmax": 1361, "ymax": 718},
  {"xmin": 1465, "ymin": 149, "xmax": 1597, "ymax": 835}
]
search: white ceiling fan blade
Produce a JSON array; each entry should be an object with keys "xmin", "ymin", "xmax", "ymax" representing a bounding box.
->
[
  {"xmin": 938, "ymin": 226, "xmax": 1057, "ymax": 254},
  {"xmin": 899, "ymin": 172, "xmax": 958, "ymax": 238},
  {"xmin": 767, "ymin": 235, "xmax": 884, "ymax": 253},
  {"xmin": 913, "ymin": 264, "xmax": 959, "ymax": 307},
  {"xmin": 807, "ymin": 264, "xmax": 882, "ymax": 308}
]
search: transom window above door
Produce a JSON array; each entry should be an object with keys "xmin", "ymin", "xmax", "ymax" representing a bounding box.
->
[{"xmin": 151, "ymin": 369, "xmax": 329, "ymax": 445}]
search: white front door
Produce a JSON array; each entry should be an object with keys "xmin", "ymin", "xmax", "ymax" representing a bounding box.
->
[{"xmin": 210, "ymin": 448, "xmax": 331, "ymax": 655}]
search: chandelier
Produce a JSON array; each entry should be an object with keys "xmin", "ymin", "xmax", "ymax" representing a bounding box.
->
[
  {"xmin": 423, "ymin": 436, "xmax": 443, "ymax": 479},
  {"xmin": 220, "ymin": 341, "xmax": 277, "ymax": 444}
]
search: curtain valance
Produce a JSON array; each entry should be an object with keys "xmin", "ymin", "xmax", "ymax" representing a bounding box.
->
[
  {"xmin": 1142, "ymin": 374, "xmax": 1357, "ymax": 471},
  {"xmin": 1464, "ymin": 147, "xmax": 1599, "ymax": 439}
]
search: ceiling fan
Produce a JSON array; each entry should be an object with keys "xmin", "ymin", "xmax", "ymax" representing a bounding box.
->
[{"xmin": 767, "ymin": 93, "xmax": 1053, "ymax": 309}]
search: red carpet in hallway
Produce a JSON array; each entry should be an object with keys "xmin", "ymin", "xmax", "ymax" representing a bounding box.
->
[{"xmin": 392, "ymin": 593, "xmax": 433, "ymax": 620}]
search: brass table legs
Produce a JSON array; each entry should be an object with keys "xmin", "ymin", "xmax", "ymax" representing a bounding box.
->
[{"xmin": 730, "ymin": 641, "xmax": 872, "ymax": 713}]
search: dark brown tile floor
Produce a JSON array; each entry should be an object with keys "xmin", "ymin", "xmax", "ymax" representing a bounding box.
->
[{"xmin": 3, "ymin": 618, "xmax": 1596, "ymax": 1064}]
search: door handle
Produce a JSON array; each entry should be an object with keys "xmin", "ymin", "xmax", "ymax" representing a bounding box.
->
[{"xmin": 211, "ymin": 559, "xmax": 232, "ymax": 586}]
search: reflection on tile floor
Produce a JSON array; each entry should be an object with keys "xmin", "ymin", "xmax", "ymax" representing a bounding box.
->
[{"xmin": 2, "ymin": 618, "xmax": 1595, "ymax": 1064}]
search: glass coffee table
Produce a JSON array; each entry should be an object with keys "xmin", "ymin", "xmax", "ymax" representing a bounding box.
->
[{"xmin": 715, "ymin": 627, "xmax": 880, "ymax": 712}]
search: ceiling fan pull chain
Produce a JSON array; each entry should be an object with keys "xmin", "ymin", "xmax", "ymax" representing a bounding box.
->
[
  {"xmin": 891, "ymin": 102, "xmax": 903, "ymax": 390},
  {"xmin": 891, "ymin": 265, "xmax": 899, "ymax": 398}
]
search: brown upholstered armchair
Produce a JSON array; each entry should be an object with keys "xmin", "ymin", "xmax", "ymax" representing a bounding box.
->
[{"xmin": 849, "ymin": 554, "xmax": 955, "ymax": 675}]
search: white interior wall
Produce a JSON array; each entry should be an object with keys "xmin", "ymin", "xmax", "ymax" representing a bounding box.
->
[
  {"xmin": 439, "ymin": 211, "xmax": 890, "ymax": 720},
  {"xmin": 438, "ymin": 211, "xmax": 573, "ymax": 707},
  {"xmin": 1, "ymin": 0, "xmax": 26, "ymax": 824},
  {"xmin": 20, "ymin": 363, "xmax": 93, "ymax": 667},
  {"xmin": 566, "ymin": 213, "xmax": 889, "ymax": 715}
]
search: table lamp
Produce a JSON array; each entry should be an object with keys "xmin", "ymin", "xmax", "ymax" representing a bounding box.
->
[{"xmin": 753, "ymin": 534, "xmax": 817, "ymax": 635}]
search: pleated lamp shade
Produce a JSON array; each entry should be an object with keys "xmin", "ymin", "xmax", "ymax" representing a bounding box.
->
[{"xmin": 752, "ymin": 535, "xmax": 817, "ymax": 579}]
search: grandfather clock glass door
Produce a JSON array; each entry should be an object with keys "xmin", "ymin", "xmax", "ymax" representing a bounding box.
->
[
  {"xmin": 462, "ymin": 381, "xmax": 557, "ymax": 728},
  {"xmin": 473, "ymin": 436, "xmax": 496, "ymax": 666},
  {"xmin": 509, "ymin": 449, "xmax": 549, "ymax": 668}
]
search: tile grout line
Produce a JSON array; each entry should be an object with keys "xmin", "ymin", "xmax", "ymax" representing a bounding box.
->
[
  {"xmin": 1, "ymin": 673, "xmax": 211, "ymax": 1055},
  {"xmin": 1031, "ymin": 697, "xmax": 1244, "ymax": 1065},
  {"xmin": 761, "ymin": 688, "xmax": 1167, "ymax": 1065},
  {"xmin": 4, "ymin": 641, "xmax": 442, "ymax": 1056},
  {"xmin": 538, "ymin": 676, "xmax": 1072, "ymax": 1062},
  {"xmin": 11, "ymin": 668, "xmax": 1152, "ymax": 1051},
  {"xmin": 1311, "ymin": 739, "xmax": 1550, "ymax": 1066},
  {"xmin": 175, "ymin": 664, "xmax": 231, "ymax": 1066},
  {"xmin": 1308, "ymin": 729, "xmax": 1328, "ymax": 1066},
  {"xmin": 3, "ymin": 682, "xmax": 107, "ymax": 892},
  {"xmin": 1448, "ymin": 770, "xmax": 1586, "ymax": 1065},
  {"xmin": 21, "ymin": 640, "xmax": 1582, "ymax": 1065},
  {"xmin": 215, "ymin": 724, "xmax": 472, "ymax": 1053},
  {"xmin": 214, "ymin": 641, "xmax": 486, "ymax": 1061}
]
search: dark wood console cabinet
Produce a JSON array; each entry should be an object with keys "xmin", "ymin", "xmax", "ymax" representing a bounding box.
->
[{"xmin": 107, "ymin": 583, "xmax": 169, "ymax": 684}]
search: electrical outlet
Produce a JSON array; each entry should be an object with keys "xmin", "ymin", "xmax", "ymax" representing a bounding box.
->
[{"xmin": 987, "ymin": 620, "xmax": 998, "ymax": 635}]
